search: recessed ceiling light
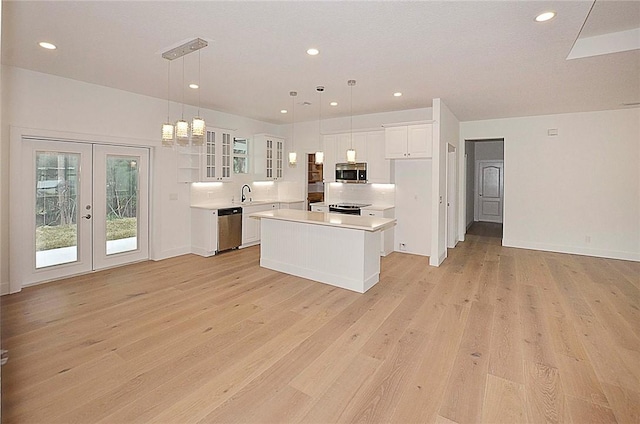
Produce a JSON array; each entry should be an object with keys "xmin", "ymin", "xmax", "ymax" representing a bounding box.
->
[
  {"xmin": 280, "ymin": 109, "xmax": 288, "ymax": 114},
  {"xmin": 535, "ymin": 11, "xmax": 556, "ymax": 22},
  {"xmin": 393, "ymin": 92, "xmax": 403, "ymax": 97},
  {"xmin": 39, "ymin": 41, "xmax": 57, "ymax": 50},
  {"xmin": 189, "ymin": 83, "xmax": 199, "ymax": 89},
  {"xmin": 330, "ymin": 102, "xmax": 338, "ymax": 106},
  {"xmin": 306, "ymin": 48, "xmax": 319, "ymax": 56}
]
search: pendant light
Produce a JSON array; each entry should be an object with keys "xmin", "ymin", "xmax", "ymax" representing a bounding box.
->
[
  {"xmin": 160, "ymin": 38, "xmax": 208, "ymax": 147},
  {"xmin": 315, "ymin": 86, "xmax": 324, "ymax": 165},
  {"xmin": 161, "ymin": 60, "xmax": 175, "ymax": 147},
  {"xmin": 346, "ymin": 79, "xmax": 357, "ymax": 163},
  {"xmin": 175, "ymin": 56, "xmax": 190, "ymax": 146},
  {"xmin": 288, "ymin": 91, "xmax": 297, "ymax": 166},
  {"xmin": 191, "ymin": 50, "xmax": 205, "ymax": 146}
]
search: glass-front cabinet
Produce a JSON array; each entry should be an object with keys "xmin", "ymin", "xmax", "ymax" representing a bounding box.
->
[
  {"xmin": 253, "ymin": 134, "xmax": 284, "ymax": 181},
  {"xmin": 201, "ymin": 128, "xmax": 233, "ymax": 182}
]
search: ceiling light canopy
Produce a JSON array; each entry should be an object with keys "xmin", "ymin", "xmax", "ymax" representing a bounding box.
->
[
  {"xmin": 280, "ymin": 109, "xmax": 288, "ymax": 114},
  {"xmin": 535, "ymin": 11, "xmax": 556, "ymax": 22},
  {"xmin": 38, "ymin": 41, "xmax": 56, "ymax": 50},
  {"xmin": 189, "ymin": 83, "xmax": 199, "ymax": 89},
  {"xmin": 330, "ymin": 102, "xmax": 338, "ymax": 106},
  {"xmin": 306, "ymin": 48, "xmax": 319, "ymax": 56},
  {"xmin": 394, "ymin": 92, "xmax": 402, "ymax": 97}
]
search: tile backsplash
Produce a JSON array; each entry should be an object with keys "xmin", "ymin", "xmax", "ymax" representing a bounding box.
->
[
  {"xmin": 325, "ymin": 183, "xmax": 395, "ymax": 206},
  {"xmin": 190, "ymin": 180, "xmax": 303, "ymax": 205}
]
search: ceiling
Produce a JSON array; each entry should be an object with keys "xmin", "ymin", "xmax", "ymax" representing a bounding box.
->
[{"xmin": 2, "ymin": 1, "xmax": 639, "ymax": 124}]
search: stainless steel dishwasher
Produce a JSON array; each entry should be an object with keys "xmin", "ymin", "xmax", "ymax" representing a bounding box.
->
[{"xmin": 217, "ymin": 207, "xmax": 242, "ymax": 253}]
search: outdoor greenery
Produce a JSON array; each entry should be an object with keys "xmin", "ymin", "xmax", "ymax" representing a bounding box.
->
[{"xmin": 36, "ymin": 218, "xmax": 137, "ymax": 250}]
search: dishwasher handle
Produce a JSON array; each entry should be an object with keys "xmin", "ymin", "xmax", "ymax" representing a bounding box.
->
[{"xmin": 218, "ymin": 207, "xmax": 242, "ymax": 216}]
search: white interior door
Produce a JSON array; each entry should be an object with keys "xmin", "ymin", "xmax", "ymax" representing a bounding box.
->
[
  {"xmin": 476, "ymin": 160, "xmax": 504, "ymax": 223},
  {"xmin": 16, "ymin": 139, "xmax": 149, "ymax": 287}
]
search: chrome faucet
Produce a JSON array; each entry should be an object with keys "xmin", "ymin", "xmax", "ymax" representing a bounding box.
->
[{"xmin": 241, "ymin": 184, "xmax": 252, "ymax": 202}]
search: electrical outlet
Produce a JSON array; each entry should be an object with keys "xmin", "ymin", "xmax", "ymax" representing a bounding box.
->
[{"xmin": 399, "ymin": 243, "xmax": 407, "ymax": 251}]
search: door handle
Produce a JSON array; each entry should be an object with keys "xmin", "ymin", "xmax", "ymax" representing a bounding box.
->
[{"xmin": 82, "ymin": 214, "xmax": 92, "ymax": 219}]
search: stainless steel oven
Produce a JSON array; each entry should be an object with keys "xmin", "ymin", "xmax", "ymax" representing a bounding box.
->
[
  {"xmin": 328, "ymin": 203, "xmax": 371, "ymax": 215},
  {"xmin": 335, "ymin": 163, "xmax": 367, "ymax": 183}
]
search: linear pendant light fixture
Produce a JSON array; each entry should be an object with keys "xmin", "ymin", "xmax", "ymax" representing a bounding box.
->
[
  {"xmin": 161, "ymin": 60, "xmax": 175, "ymax": 146},
  {"xmin": 346, "ymin": 79, "xmax": 357, "ymax": 163},
  {"xmin": 160, "ymin": 38, "xmax": 208, "ymax": 147},
  {"xmin": 175, "ymin": 56, "xmax": 190, "ymax": 146},
  {"xmin": 289, "ymin": 91, "xmax": 298, "ymax": 166},
  {"xmin": 191, "ymin": 50, "xmax": 205, "ymax": 146},
  {"xmin": 315, "ymin": 86, "xmax": 324, "ymax": 165}
]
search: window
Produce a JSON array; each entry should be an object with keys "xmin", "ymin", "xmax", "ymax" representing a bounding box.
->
[{"xmin": 233, "ymin": 137, "xmax": 249, "ymax": 174}]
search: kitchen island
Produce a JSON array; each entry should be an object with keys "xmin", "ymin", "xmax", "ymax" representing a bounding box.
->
[{"xmin": 250, "ymin": 209, "xmax": 396, "ymax": 293}]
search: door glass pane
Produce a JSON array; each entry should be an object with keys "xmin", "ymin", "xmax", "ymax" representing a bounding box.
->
[
  {"xmin": 35, "ymin": 152, "xmax": 79, "ymax": 268},
  {"xmin": 106, "ymin": 156, "xmax": 139, "ymax": 255}
]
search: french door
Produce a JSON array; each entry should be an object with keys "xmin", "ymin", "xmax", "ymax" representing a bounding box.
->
[{"xmin": 18, "ymin": 139, "xmax": 149, "ymax": 286}]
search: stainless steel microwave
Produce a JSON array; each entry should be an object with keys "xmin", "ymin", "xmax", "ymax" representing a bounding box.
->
[{"xmin": 335, "ymin": 163, "xmax": 367, "ymax": 183}]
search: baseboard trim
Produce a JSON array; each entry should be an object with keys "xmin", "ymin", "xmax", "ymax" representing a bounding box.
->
[
  {"xmin": 502, "ymin": 239, "xmax": 640, "ymax": 262},
  {"xmin": 151, "ymin": 246, "xmax": 192, "ymax": 261}
]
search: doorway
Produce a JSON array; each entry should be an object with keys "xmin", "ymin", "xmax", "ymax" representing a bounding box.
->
[
  {"xmin": 307, "ymin": 153, "xmax": 324, "ymax": 210},
  {"xmin": 14, "ymin": 139, "xmax": 150, "ymax": 287},
  {"xmin": 465, "ymin": 139, "xmax": 504, "ymax": 239}
]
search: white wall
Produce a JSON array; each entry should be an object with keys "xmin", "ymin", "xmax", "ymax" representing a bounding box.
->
[
  {"xmin": 1, "ymin": 66, "xmax": 279, "ymax": 292},
  {"xmin": 475, "ymin": 140, "xmax": 504, "ymax": 161},
  {"xmin": 461, "ymin": 108, "xmax": 640, "ymax": 261},
  {"xmin": 465, "ymin": 140, "xmax": 475, "ymax": 228},
  {"xmin": 431, "ymin": 99, "xmax": 460, "ymax": 266}
]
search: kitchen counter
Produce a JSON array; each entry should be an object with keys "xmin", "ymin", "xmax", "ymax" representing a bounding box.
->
[
  {"xmin": 250, "ymin": 209, "xmax": 395, "ymax": 232},
  {"xmin": 251, "ymin": 210, "xmax": 396, "ymax": 293},
  {"xmin": 191, "ymin": 199, "xmax": 304, "ymax": 210}
]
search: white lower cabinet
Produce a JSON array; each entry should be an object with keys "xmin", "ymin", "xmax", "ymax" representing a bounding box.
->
[
  {"xmin": 242, "ymin": 203, "xmax": 278, "ymax": 247},
  {"xmin": 279, "ymin": 201, "xmax": 305, "ymax": 210},
  {"xmin": 361, "ymin": 207, "xmax": 395, "ymax": 256},
  {"xmin": 191, "ymin": 208, "xmax": 218, "ymax": 257}
]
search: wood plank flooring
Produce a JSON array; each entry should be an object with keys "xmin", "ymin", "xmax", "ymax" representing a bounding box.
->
[{"xmin": 2, "ymin": 234, "xmax": 639, "ymax": 423}]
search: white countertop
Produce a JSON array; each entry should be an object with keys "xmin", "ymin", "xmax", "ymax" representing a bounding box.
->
[
  {"xmin": 250, "ymin": 209, "xmax": 396, "ymax": 232},
  {"xmin": 191, "ymin": 199, "xmax": 304, "ymax": 210}
]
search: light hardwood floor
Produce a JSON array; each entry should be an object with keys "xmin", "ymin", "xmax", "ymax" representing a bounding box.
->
[{"xmin": 2, "ymin": 234, "xmax": 639, "ymax": 423}]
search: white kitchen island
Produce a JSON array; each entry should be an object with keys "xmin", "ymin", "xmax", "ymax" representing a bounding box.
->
[{"xmin": 250, "ymin": 209, "xmax": 396, "ymax": 293}]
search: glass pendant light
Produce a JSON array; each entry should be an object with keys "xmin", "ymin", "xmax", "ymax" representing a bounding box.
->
[
  {"xmin": 315, "ymin": 85, "xmax": 324, "ymax": 165},
  {"xmin": 191, "ymin": 50, "xmax": 205, "ymax": 146},
  {"xmin": 161, "ymin": 60, "xmax": 175, "ymax": 147},
  {"xmin": 175, "ymin": 56, "xmax": 190, "ymax": 146},
  {"xmin": 347, "ymin": 79, "xmax": 357, "ymax": 163},
  {"xmin": 289, "ymin": 91, "xmax": 297, "ymax": 166}
]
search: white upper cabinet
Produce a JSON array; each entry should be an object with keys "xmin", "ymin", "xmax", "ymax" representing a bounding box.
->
[
  {"xmin": 366, "ymin": 131, "xmax": 390, "ymax": 183},
  {"xmin": 385, "ymin": 123, "xmax": 432, "ymax": 159},
  {"xmin": 322, "ymin": 130, "xmax": 390, "ymax": 184},
  {"xmin": 254, "ymin": 134, "xmax": 284, "ymax": 181},
  {"xmin": 201, "ymin": 128, "xmax": 233, "ymax": 182}
]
